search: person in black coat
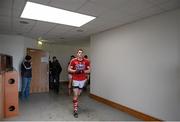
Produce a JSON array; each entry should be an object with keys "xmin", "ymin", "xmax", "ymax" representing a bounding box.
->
[
  {"xmin": 49, "ymin": 57, "xmax": 53, "ymax": 89},
  {"xmin": 52, "ymin": 56, "xmax": 62, "ymax": 94}
]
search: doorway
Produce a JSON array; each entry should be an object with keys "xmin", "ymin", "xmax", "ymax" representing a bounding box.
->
[{"xmin": 27, "ymin": 48, "xmax": 49, "ymax": 93}]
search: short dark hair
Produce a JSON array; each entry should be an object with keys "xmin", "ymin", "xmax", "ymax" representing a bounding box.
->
[
  {"xmin": 84, "ymin": 55, "xmax": 88, "ymax": 58},
  {"xmin": 25, "ymin": 55, "xmax": 31, "ymax": 61},
  {"xmin": 71, "ymin": 55, "xmax": 75, "ymax": 58},
  {"xmin": 78, "ymin": 49, "xmax": 83, "ymax": 51},
  {"xmin": 77, "ymin": 49, "xmax": 83, "ymax": 53},
  {"xmin": 53, "ymin": 56, "xmax": 56, "ymax": 59}
]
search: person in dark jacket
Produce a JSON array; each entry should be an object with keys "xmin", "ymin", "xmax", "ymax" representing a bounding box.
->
[
  {"xmin": 68, "ymin": 55, "xmax": 75, "ymax": 95},
  {"xmin": 49, "ymin": 57, "xmax": 53, "ymax": 89},
  {"xmin": 52, "ymin": 56, "xmax": 62, "ymax": 94},
  {"xmin": 21, "ymin": 55, "xmax": 32, "ymax": 100}
]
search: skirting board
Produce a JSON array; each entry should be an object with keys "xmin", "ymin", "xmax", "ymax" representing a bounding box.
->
[{"xmin": 89, "ymin": 93, "xmax": 162, "ymax": 121}]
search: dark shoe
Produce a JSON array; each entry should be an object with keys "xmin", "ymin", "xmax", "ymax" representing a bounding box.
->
[{"xmin": 73, "ymin": 111, "xmax": 78, "ymax": 118}]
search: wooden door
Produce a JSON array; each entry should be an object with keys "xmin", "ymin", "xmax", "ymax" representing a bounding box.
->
[{"xmin": 27, "ymin": 48, "xmax": 49, "ymax": 93}]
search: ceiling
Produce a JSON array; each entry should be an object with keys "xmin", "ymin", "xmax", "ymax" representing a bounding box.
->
[{"xmin": 0, "ymin": 0, "xmax": 180, "ymax": 43}]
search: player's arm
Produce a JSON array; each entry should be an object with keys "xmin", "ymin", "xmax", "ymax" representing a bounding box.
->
[
  {"xmin": 68, "ymin": 61, "xmax": 76, "ymax": 73},
  {"xmin": 84, "ymin": 61, "xmax": 90, "ymax": 74},
  {"xmin": 84, "ymin": 66, "xmax": 90, "ymax": 74}
]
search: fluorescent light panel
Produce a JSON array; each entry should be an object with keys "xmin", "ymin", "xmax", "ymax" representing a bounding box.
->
[{"xmin": 21, "ymin": 2, "xmax": 96, "ymax": 27}]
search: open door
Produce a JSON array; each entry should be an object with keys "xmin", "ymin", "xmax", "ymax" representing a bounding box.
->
[{"xmin": 27, "ymin": 48, "xmax": 49, "ymax": 93}]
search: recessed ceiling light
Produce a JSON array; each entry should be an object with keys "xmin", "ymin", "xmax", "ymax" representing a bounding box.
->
[
  {"xmin": 19, "ymin": 20, "xmax": 29, "ymax": 24},
  {"xmin": 21, "ymin": 1, "xmax": 96, "ymax": 27},
  {"xmin": 77, "ymin": 29, "xmax": 84, "ymax": 32}
]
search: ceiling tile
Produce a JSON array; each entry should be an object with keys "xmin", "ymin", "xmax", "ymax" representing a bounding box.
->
[
  {"xmin": 89, "ymin": 0, "xmax": 129, "ymax": 10},
  {"xmin": 116, "ymin": 0, "xmax": 154, "ymax": 16},
  {"xmin": 0, "ymin": 16, "xmax": 11, "ymax": 24},
  {"xmin": 0, "ymin": 16, "xmax": 11, "ymax": 32},
  {"xmin": 135, "ymin": 6, "xmax": 164, "ymax": 19},
  {"xmin": 31, "ymin": 21, "xmax": 56, "ymax": 31},
  {"xmin": 49, "ymin": 0, "xmax": 87, "ymax": 11},
  {"xmin": 46, "ymin": 24, "xmax": 74, "ymax": 36},
  {"xmin": 148, "ymin": 0, "xmax": 170, "ymax": 5},
  {"xmin": 0, "ymin": 23, "xmax": 11, "ymax": 31},
  {"xmin": 13, "ymin": 9, "xmax": 22, "ymax": 18},
  {"xmin": 29, "ymin": 0, "xmax": 51, "ymax": 5},
  {"xmin": 23, "ymin": 32, "xmax": 41, "ymax": 39},
  {"xmin": 43, "ymin": 34, "xmax": 59, "ymax": 39},
  {"xmin": 158, "ymin": 0, "xmax": 180, "ymax": 11},
  {"xmin": 0, "ymin": 8, "xmax": 11, "ymax": 17},
  {"xmin": 0, "ymin": 0, "xmax": 179, "ymax": 42},
  {"xmin": 99, "ymin": 9, "xmax": 130, "ymax": 21},
  {"xmin": 0, "ymin": 0, "xmax": 12, "ymax": 9},
  {"xmin": 13, "ymin": 18, "xmax": 35, "ymax": 33},
  {"xmin": 13, "ymin": 0, "xmax": 26, "ymax": 11},
  {"xmin": 29, "ymin": 21, "xmax": 56, "ymax": 36},
  {"xmin": 77, "ymin": 1, "xmax": 110, "ymax": 16},
  {"xmin": 62, "ymin": 28, "xmax": 90, "ymax": 37}
]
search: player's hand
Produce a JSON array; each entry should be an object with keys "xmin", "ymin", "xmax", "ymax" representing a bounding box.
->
[
  {"xmin": 75, "ymin": 69, "xmax": 83, "ymax": 74},
  {"xmin": 75, "ymin": 64, "xmax": 85, "ymax": 74}
]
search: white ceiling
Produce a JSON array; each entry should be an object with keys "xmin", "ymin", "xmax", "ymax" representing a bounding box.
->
[{"xmin": 0, "ymin": 0, "xmax": 180, "ymax": 43}]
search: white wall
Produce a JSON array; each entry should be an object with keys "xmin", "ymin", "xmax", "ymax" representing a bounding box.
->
[
  {"xmin": 0, "ymin": 34, "xmax": 90, "ymax": 89},
  {"xmin": 0, "ymin": 34, "xmax": 38, "ymax": 90},
  {"xmin": 0, "ymin": 35, "xmax": 24, "ymax": 72},
  {"xmin": 42, "ymin": 42, "xmax": 90, "ymax": 82},
  {"xmin": 90, "ymin": 9, "xmax": 180, "ymax": 120}
]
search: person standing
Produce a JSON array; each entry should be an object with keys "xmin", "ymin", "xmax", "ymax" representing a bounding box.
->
[
  {"xmin": 68, "ymin": 55, "xmax": 75, "ymax": 95},
  {"xmin": 83, "ymin": 55, "xmax": 90, "ymax": 91},
  {"xmin": 52, "ymin": 56, "xmax": 62, "ymax": 94},
  {"xmin": 68, "ymin": 49, "xmax": 90, "ymax": 118},
  {"xmin": 49, "ymin": 57, "xmax": 53, "ymax": 89},
  {"xmin": 21, "ymin": 55, "xmax": 32, "ymax": 100}
]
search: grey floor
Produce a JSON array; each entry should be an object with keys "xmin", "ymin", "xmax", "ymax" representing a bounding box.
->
[{"xmin": 4, "ymin": 84, "xmax": 140, "ymax": 121}]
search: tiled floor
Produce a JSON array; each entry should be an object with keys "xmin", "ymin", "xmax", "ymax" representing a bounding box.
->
[{"xmin": 4, "ymin": 84, "xmax": 140, "ymax": 121}]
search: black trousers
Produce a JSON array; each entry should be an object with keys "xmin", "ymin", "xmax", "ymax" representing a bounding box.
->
[
  {"xmin": 52, "ymin": 74, "xmax": 60, "ymax": 93},
  {"xmin": 49, "ymin": 73, "xmax": 53, "ymax": 89}
]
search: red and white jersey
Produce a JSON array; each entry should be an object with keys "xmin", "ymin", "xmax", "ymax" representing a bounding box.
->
[{"xmin": 69, "ymin": 58, "xmax": 90, "ymax": 81}]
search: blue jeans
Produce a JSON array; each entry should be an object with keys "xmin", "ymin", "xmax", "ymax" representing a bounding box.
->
[{"xmin": 21, "ymin": 77, "xmax": 32, "ymax": 99}]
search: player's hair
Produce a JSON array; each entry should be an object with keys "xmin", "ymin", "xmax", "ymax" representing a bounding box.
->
[{"xmin": 77, "ymin": 49, "xmax": 83, "ymax": 52}]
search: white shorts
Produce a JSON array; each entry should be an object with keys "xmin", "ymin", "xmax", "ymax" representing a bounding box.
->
[{"xmin": 73, "ymin": 80, "xmax": 86, "ymax": 89}]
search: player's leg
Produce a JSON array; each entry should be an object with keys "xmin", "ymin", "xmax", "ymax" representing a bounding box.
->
[
  {"xmin": 68, "ymin": 74, "xmax": 72, "ymax": 95},
  {"xmin": 72, "ymin": 80, "xmax": 79, "ymax": 118},
  {"xmin": 78, "ymin": 80, "xmax": 86, "ymax": 96}
]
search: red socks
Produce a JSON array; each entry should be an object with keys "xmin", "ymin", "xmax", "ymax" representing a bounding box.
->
[{"xmin": 73, "ymin": 98, "xmax": 78, "ymax": 112}]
